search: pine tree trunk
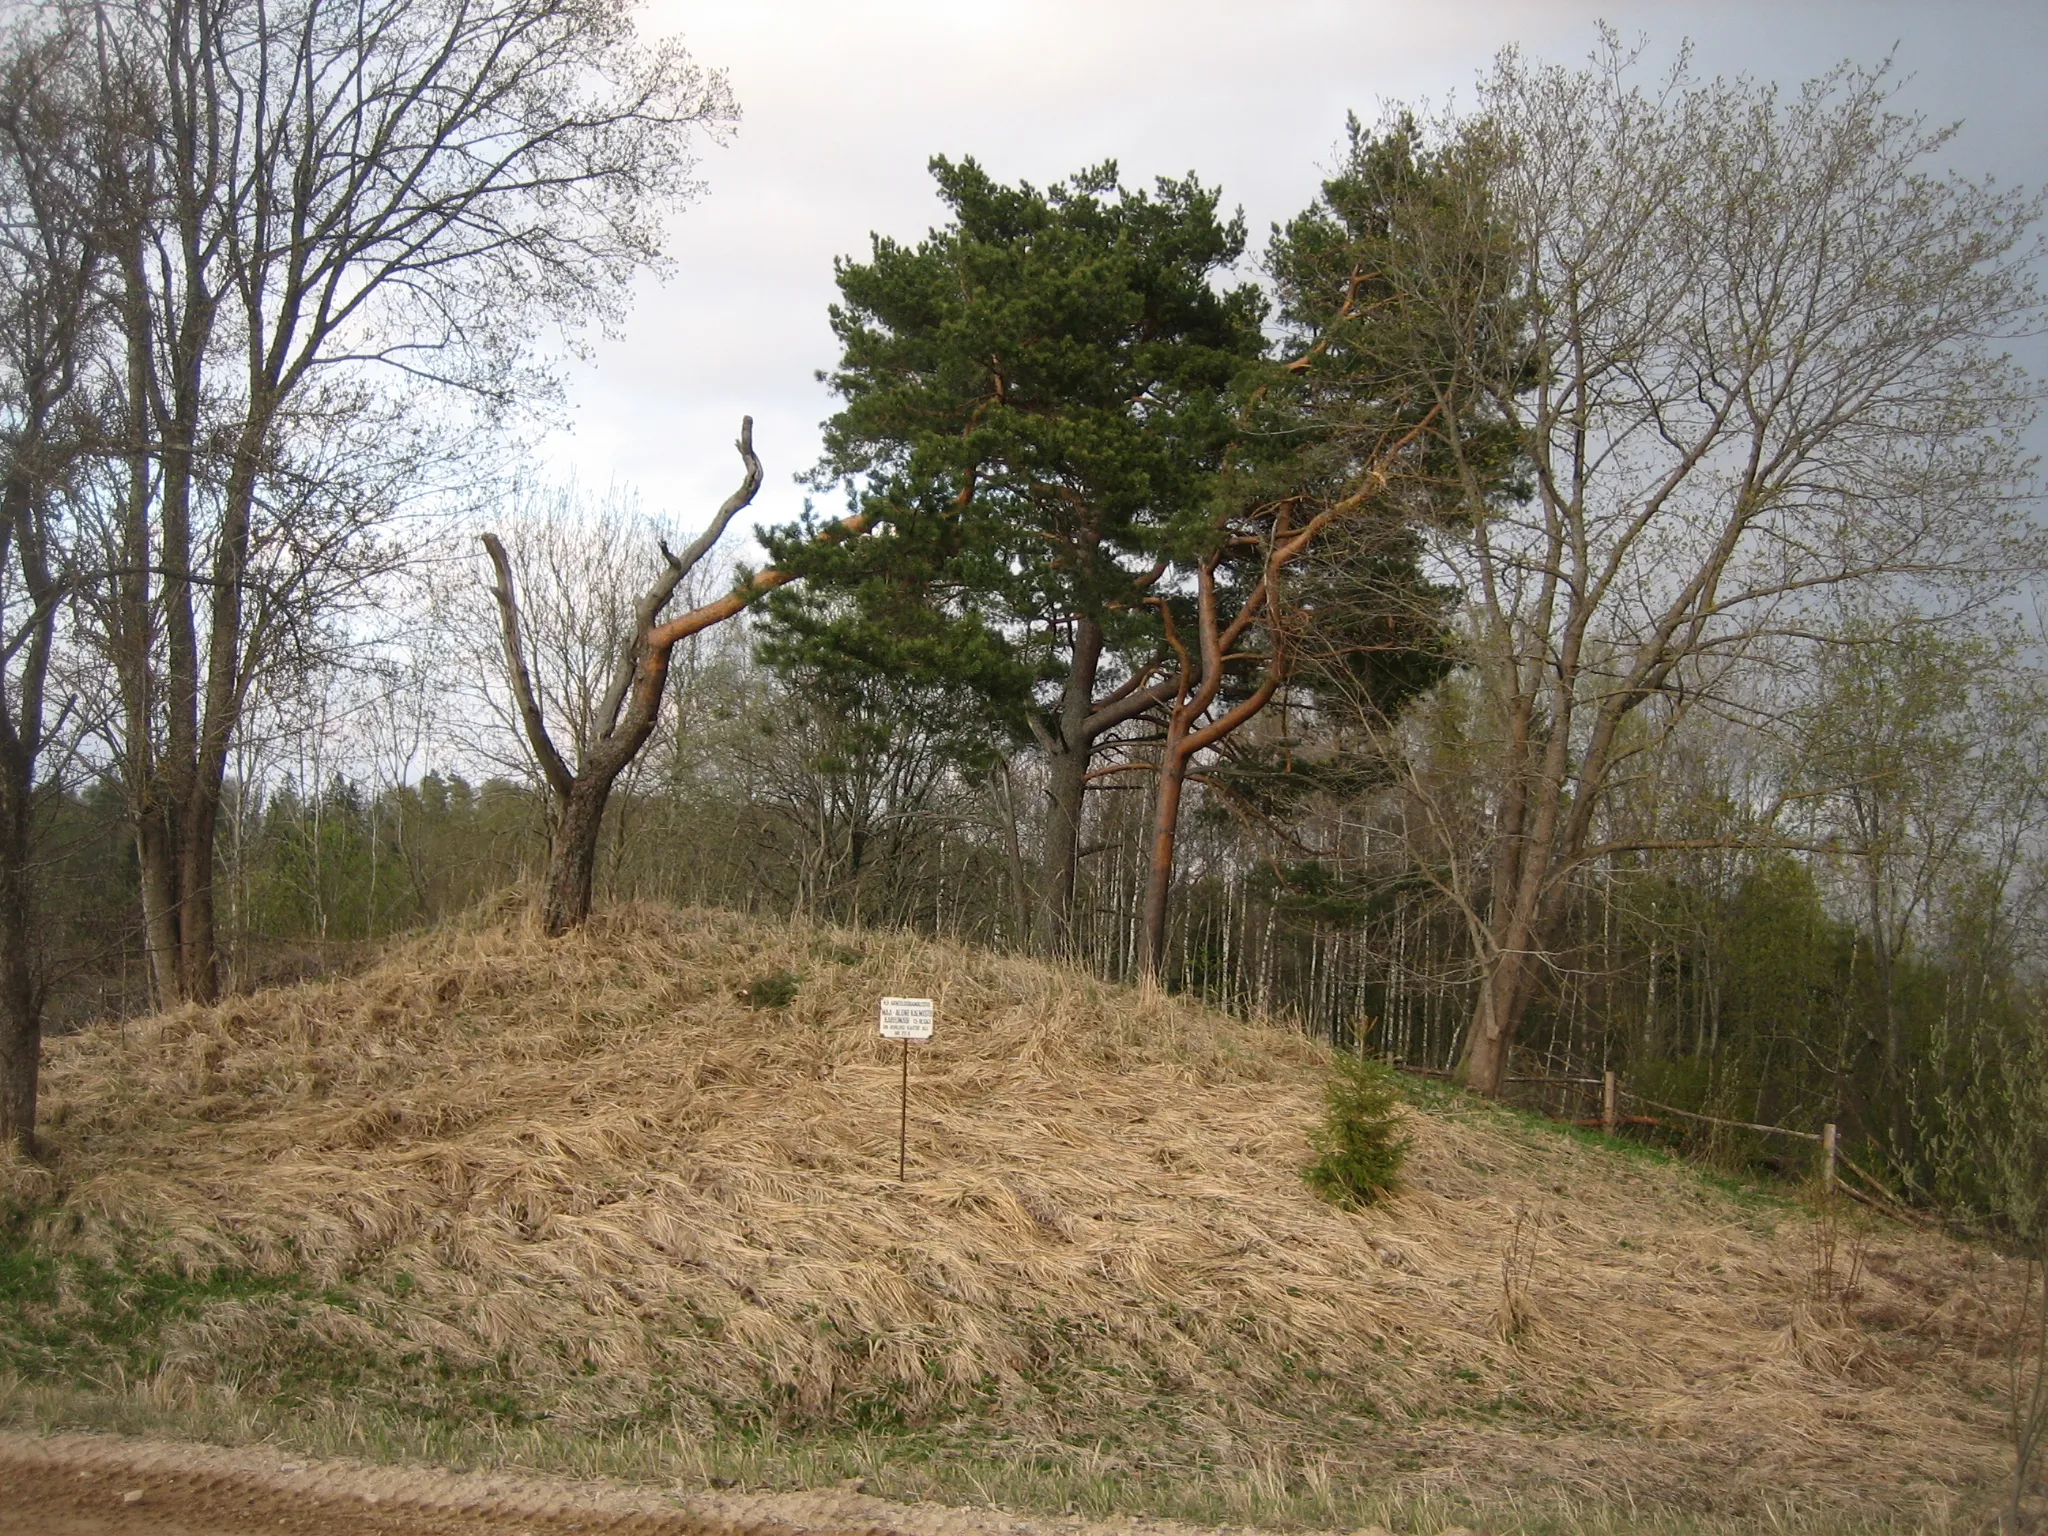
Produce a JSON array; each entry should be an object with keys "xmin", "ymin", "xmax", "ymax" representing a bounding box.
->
[
  {"xmin": 1041, "ymin": 740, "xmax": 1088, "ymax": 954},
  {"xmin": 1035, "ymin": 619, "xmax": 1104, "ymax": 956},
  {"xmin": 1138, "ymin": 727, "xmax": 1190, "ymax": 980}
]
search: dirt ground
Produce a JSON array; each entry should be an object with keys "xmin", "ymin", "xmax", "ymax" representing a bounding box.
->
[{"xmin": 0, "ymin": 1431, "xmax": 1156, "ymax": 1536}]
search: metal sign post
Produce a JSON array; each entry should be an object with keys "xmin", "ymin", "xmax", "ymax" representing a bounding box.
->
[{"xmin": 878, "ymin": 997, "xmax": 934, "ymax": 1180}]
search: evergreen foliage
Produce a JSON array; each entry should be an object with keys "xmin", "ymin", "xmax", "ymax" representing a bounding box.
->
[
  {"xmin": 760, "ymin": 155, "xmax": 1270, "ymax": 742},
  {"xmin": 1302, "ymin": 1055, "xmax": 1411, "ymax": 1209}
]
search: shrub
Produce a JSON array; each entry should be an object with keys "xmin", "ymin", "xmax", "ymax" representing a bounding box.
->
[
  {"xmin": 739, "ymin": 970, "xmax": 800, "ymax": 1010},
  {"xmin": 1303, "ymin": 1055, "xmax": 1410, "ymax": 1209}
]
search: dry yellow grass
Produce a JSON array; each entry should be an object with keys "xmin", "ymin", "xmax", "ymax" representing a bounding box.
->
[{"xmin": 0, "ymin": 903, "xmax": 2025, "ymax": 1525}]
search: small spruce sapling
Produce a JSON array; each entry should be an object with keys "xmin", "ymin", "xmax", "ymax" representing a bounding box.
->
[{"xmin": 1304, "ymin": 1056, "xmax": 1410, "ymax": 1208}]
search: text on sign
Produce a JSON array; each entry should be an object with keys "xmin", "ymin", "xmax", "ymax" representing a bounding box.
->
[{"xmin": 879, "ymin": 996, "xmax": 934, "ymax": 1040}]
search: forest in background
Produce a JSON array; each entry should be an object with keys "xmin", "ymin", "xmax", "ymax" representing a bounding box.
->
[
  {"xmin": 0, "ymin": 0, "xmax": 2042, "ymax": 1260},
  {"xmin": 34, "ymin": 581, "xmax": 2048, "ymax": 1227}
]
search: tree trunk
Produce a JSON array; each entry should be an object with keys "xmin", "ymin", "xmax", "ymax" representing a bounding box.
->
[
  {"xmin": 0, "ymin": 431, "xmax": 67, "ymax": 1155},
  {"xmin": 1456, "ymin": 819, "xmax": 1546, "ymax": 1095},
  {"xmin": 1137, "ymin": 721, "xmax": 1190, "ymax": 978},
  {"xmin": 1458, "ymin": 913, "xmax": 1539, "ymax": 1095},
  {"xmin": 110, "ymin": 209, "xmax": 223, "ymax": 1005},
  {"xmin": 540, "ymin": 776, "xmax": 615, "ymax": 937},
  {"xmin": 175, "ymin": 435, "xmax": 269, "ymax": 1003},
  {"xmin": 1040, "ymin": 735, "xmax": 1089, "ymax": 955},
  {"xmin": 1036, "ymin": 619, "xmax": 1103, "ymax": 955},
  {"xmin": 135, "ymin": 815, "xmax": 181, "ymax": 1009},
  {"xmin": 115, "ymin": 240, "xmax": 181, "ymax": 1009},
  {"xmin": 485, "ymin": 420, "xmax": 771, "ymax": 936},
  {"xmin": 174, "ymin": 789, "xmax": 222, "ymax": 1002},
  {"xmin": 1130, "ymin": 541, "xmax": 1293, "ymax": 981},
  {"xmin": 993, "ymin": 762, "xmax": 1033, "ymax": 944},
  {"xmin": 0, "ymin": 815, "xmax": 37, "ymax": 1155}
]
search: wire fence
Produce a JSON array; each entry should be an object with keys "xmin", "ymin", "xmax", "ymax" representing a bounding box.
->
[
  {"xmin": 1403, "ymin": 1060, "xmax": 1852, "ymax": 1183},
  {"xmin": 1386, "ymin": 1052, "xmax": 1952, "ymax": 1232}
]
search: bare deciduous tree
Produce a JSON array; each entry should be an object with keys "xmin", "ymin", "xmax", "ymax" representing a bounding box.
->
[
  {"xmin": 0, "ymin": 17, "xmax": 111, "ymax": 1151},
  {"xmin": 1362, "ymin": 39, "xmax": 2044, "ymax": 1093},
  {"xmin": 482, "ymin": 420, "xmax": 904, "ymax": 935},
  {"xmin": 483, "ymin": 421, "xmax": 761, "ymax": 935},
  {"xmin": 77, "ymin": 0, "xmax": 735, "ymax": 1002}
]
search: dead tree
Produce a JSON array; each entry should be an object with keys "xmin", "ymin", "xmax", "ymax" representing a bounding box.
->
[
  {"xmin": 483, "ymin": 420, "xmax": 759, "ymax": 934},
  {"xmin": 484, "ymin": 417, "xmax": 881, "ymax": 935}
]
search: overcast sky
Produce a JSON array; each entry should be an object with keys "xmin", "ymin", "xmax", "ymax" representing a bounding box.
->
[{"xmin": 532, "ymin": 0, "xmax": 2048, "ymax": 543}]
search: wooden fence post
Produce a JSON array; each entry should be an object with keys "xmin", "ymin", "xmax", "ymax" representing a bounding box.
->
[
  {"xmin": 1602, "ymin": 1070, "xmax": 1619, "ymax": 1136},
  {"xmin": 1820, "ymin": 1122, "xmax": 1837, "ymax": 1190}
]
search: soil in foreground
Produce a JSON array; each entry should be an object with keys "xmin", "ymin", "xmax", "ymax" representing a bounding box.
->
[{"xmin": 1, "ymin": 1428, "xmax": 1016, "ymax": 1536}]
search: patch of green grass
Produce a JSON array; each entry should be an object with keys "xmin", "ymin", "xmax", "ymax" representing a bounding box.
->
[
  {"xmin": 0, "ymin": 1241, "xmax": 297, "ymax": 1380},
  {"xmin": 1387, "ymin": 1069, "xmax": 1468, "ymax": 1115},
  {"xmin": 1694, "ymin": 1166, "xmax": 1799, "ymax": 1217},
  {"xmin": 0, "ymin": 1232, "xmax": 566, "ymax": 1432},
  {"xmin": 1390, "ymin": 1067, "xmax": 1800, "ymax": 1217}
]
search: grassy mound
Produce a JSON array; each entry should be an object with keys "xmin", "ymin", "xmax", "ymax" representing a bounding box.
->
[{"xmin": 0, "ymin": 904, "xmax": 2023, "ymax": 1529}]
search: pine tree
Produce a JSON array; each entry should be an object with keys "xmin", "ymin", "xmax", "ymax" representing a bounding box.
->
[{"xmin": 762, "ymin": 157, "xmax": 1269, "ymax": 951}]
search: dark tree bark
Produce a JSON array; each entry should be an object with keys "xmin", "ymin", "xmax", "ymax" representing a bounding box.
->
[
  {"xmin": 485, "ymin": 421, "xmax": 888, "ymax": 935},
  {"xmin": 0, "ymin": 462, "xmax": 62, "ymax": 1150},
  {"xmin": 0, "ymin": 21, "xmax": 101, "ymax": 1151},
  {"xmin": 1031, "ymin": 618, "xmax": 1176, "ymax": 957}
]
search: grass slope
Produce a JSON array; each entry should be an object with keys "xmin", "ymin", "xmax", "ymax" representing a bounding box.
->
[{"xmin": 0, "ymin": 904, "xmax": 2024, "ymax": 1531}]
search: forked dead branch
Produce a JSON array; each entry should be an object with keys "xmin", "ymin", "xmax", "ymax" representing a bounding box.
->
[
  {"xmin": 482, "ymin": 421, "xmax": 890, "ymax": 936},
  {"xmin": 482, "ymin": 419, "xmax": 763, "ymax": 937}
]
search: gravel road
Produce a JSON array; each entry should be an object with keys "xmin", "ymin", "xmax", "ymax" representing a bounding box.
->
[{"xmin": 0, "ymin": 1431, "xmax": 1149, "ymax": 1536}]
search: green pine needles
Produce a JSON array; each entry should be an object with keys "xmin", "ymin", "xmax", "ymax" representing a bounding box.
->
[{"xmin": 1303, "ymin": 1055, "xmax": 1411, "ymax": 1209}]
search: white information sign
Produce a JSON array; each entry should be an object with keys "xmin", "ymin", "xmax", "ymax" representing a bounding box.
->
[{"xmin": 879, "ymin": 996, "xmax": 934, "ymax": 1040}]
